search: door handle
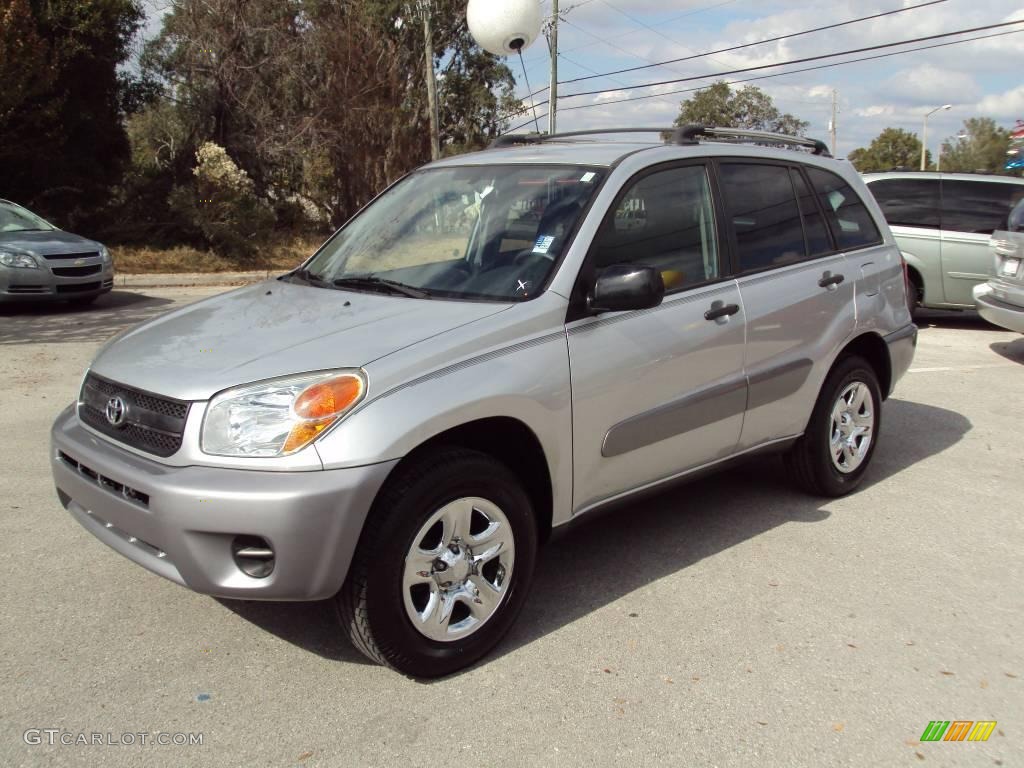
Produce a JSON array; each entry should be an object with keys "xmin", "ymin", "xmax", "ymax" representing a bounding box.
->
[
  {"xmin": 818, "ymin": 271, "xmax": 846, "ymax": 290},
  {"xmin": 704, "ymin": 301, "xmax": 740, "ymax": 321}
]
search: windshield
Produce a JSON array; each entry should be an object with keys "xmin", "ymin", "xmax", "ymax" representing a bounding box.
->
[
  {"xmin": 0, "ymin": 202, "xmax": 55, "ymax": 233},
  {"xmin": 299, "ymin": 165, "xmax": 606, "ymax": 301}
]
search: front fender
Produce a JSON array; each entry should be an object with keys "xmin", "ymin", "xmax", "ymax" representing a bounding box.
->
[{"xmin": 314, "ymin": 330, "xmax": 574, "ymax": 526}]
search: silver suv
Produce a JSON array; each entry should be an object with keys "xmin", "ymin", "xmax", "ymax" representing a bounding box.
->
[{"xmin": 51, "ymin": 127, "xmax": 916, "ymax": 676}]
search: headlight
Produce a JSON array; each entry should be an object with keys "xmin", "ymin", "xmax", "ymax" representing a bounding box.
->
[
  {"xmin": 0, "ymin": 251, "xmax": 39, "ymax": 269},
  {"xmin": 201, "ymin": 371, "xmax": 366, "ymax": 457},
  {"xmin": 99, "ymin": 245, "xmax": 112, "ymax": 263}
]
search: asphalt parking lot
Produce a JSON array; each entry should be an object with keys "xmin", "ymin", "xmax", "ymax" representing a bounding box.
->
[{"xmin": 1, "ymin": 287, "xmax": 1022, "ymax": 767}]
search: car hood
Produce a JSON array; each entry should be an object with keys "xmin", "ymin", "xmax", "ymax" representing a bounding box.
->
[
  {"xmin": 89, "ymin": 280, "xmax": 513, "ymax": 400},
  {"xmin": 0, "ymin": 229, "xmax": 101, "ymax": 255}
]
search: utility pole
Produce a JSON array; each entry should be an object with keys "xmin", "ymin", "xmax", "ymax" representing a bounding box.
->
[
  {"xmin": 421, "ymin": 0, "xmax": 440, "ymax": 160},
  {"xmin": 548, "ymin": 0, "xmax": 558, "ymax": 135},
  {"xmin": 829, "ymin": 89, "xmax": 838, "ymax": 156}
]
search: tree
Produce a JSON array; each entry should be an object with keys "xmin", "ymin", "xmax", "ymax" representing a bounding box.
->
[
  {"xmin": 140, "ymin": 0, "xmax": 520, "ymax": 235},
  {"xmin": 0, "ymin": 0, "xmax": 144, "ymax": 226},
  {"xmin": 939, "ymin": 118, "xmax": 1012, "ymax": 175},
  {"xmin": 848, "ymin": 128, "xmax": 929, "ymax": 172},
  {"xmin": 674, "ymin": 81, "xmax": 809, "ymax": 135}
]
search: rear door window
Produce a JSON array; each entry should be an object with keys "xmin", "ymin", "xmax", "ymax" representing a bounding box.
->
[
  {"xmin": 807, "ymin": 167, "xmax": 882, "ymax": 250},
  {"xmin": 719, "ymin": 163, "xmax": 806, "ymax": 273},
  {"xmin": 940, "ymin": 180, "xmax": 1024, "ymax": 235},
  {"xmin": 791, "ymin": 168, "xmax": 833, "ymax": 257},
  {"xmin": 867, "ymin": 178, "xmax": 940, "ymax": 230}
]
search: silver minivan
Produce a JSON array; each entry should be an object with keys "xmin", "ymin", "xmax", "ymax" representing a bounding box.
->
[
  {"xmin": 51, "ymin": 127, "xmax": 916, "ymax": 676},
  {"xmin": 863, "ymin": 172, "xmax": 1024, "ymax": 311}
]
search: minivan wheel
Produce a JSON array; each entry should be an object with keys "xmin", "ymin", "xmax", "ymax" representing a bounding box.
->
[
  {"xmin": 784, "ymin": 355, "xmax": 882, "ymax": 497},
  {"xmin": 336, "ymin": 447, "xmax": 537, "ymax": 677}
]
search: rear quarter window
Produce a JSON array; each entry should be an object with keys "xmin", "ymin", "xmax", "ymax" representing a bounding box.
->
[
  {"xmin": 807, "ymin": 168, "xmax": 883, "ymax": 250},
  {"xmin": 940, "ymin": 180, "xmax": 1024, "ymax": 235}
]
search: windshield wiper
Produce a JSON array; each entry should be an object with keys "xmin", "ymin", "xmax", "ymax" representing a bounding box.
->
[
  {"xmin": 286, "ymin": 267, "xmax": 330, "ymax": 287},
  {"xmin": 332, "ymin": 276, "xmax": 432, "ymax": 299}
]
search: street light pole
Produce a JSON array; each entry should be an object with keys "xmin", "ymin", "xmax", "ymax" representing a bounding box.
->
[{"xmin": 921, "ymin": 104, "xmax": 951, "ymax": 171}]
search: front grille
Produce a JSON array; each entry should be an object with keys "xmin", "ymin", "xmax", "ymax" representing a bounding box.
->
[
  {"xmin": 79, "ymin": 373, "xmax": 189, "ymax": 457},
  {"xmin": 52, "ymin": 264, "xmax": 102, "ymax": 277},
  {"xmin": 40, "ymin": 251, "xmax": 99, "ymax": 261},
  {"xmin": 56, "ymin": 282, "xmax": 101, "ymax": 294}
]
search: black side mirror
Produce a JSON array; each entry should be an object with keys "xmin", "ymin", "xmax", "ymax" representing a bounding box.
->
[{"xmin": 589, "ymin": 264, "xmax": 665, "ymax": 314}]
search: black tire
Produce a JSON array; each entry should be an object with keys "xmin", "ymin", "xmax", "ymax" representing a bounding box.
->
[
  {"xmin": 784, "ymin": 355, "xmax": 882, "ymax": 497},
  {"xmin": 336, "ymin": 447, "xmax": 538, "ymax": 677},
  {"xmin": 907, "ymin": 271, "xmax": 924, "ymax": 319}
]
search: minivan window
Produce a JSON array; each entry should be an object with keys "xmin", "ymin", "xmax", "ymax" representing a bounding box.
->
[
  {"xmin": 719, "ymin": 163, "xmax": 806, "ymax": 272},
  {"xmin": 807, "ymin": 167, "xmax": 882, "ymax": 250},
  {"xmin": 867, "ymin": 178, "xmax": 941, "ymax": 230},
  {"xmin": 791, "ymin": 168, "xmax": 833, "ymax": 257},
  {"xmin": 301, "ymin": 165, "xmax": 606, "ymax": 302},
  {"xmin": 590, "ymin": 165, "xmax": 719, "ymax": 291},
  {"xmin": 940, "ymin": 180, "xmax": 1024, "ymax": 235}
]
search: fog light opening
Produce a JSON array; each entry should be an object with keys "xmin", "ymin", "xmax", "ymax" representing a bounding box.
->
[{"xmin": 232, "ymin": 535, "xmax": 275, "ymax": 579}]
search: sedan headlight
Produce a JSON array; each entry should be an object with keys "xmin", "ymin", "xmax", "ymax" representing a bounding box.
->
[
  {"xmin": 0, "ymin": 250, "xmax": 39, "ymax": 269},
  {"xmin": 201, "ymin": 371, "xmax": 366, "ymax": 457},
  {"xmin": 99, "ymin": 245, "xmax": 112, "ymax": 264}
]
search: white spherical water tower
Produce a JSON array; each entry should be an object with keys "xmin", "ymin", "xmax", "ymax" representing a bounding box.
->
[{"xmin": 466, "ymin": 0, "xmax": 543, "ymax": 55}]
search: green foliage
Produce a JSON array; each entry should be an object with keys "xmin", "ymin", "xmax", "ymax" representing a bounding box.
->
[
  {"xmin": 0, "ymin": 0, "xmax": 144, "ymax": 228},
  {"xmin": 674, "ymin": 81, "xmax": 809, "ymax": 136},
  {"xmin": 939, "ymin": 118, "xmax": 1012, "ymax": 175},
  {"xmin": 848, "ymin": 128, "xmax": 929, "ymax": 172}
]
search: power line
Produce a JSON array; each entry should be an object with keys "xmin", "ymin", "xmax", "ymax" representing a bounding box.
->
[
  {"xmin": 501, "ymin": 27, "xmax": 1023, "ymax": 132},
  {"xmin": 558, "ymin": 0, "xmax": 948, "ymax": 86},
  {"xmin": 560, "ymin": 18, "xmax": 1024, "ymax": 100},
  {"xmin": 557, "ymin": 29, "xmax": 1024, "ymax": 115},
  {"xmin": 596, "ymin": 0, "xmax": 733, "ymax": 70}
]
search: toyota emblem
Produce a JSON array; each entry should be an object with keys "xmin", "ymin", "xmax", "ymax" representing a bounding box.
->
[{"xmin": 105, "ymin": 396, "xmax": 127, "ymax": 427}]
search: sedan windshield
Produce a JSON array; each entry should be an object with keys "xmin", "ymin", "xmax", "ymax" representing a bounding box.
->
[
  {"xmin": 299, "ymin": 165, "xmax": 606, "ymax": 301},
  {"xmin": 0, "ymin": 202, "xmax": 54, "ymax": 233}
]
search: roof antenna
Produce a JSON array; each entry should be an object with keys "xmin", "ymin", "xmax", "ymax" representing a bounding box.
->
[{"xmin": 513, "ymin": 41, "xmax": 541, "ymax": 135}]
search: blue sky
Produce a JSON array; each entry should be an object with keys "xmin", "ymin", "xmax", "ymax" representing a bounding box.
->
[{"xmin": 508, "ymin": 0, "xmax": 1024, "ymax": 156}]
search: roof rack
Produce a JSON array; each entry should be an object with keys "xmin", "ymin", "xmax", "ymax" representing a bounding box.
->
[{"xmin": 489, "ymin": 124, "xmax": 831, "ymax": 157}]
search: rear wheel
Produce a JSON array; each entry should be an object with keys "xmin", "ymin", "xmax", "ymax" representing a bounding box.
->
[
  {"xmin": 785, "ymin": 355, "xmax": 882, "ymax": 497},
  {"xmin": 336, "ymin": 447, "xmax": 537, "ymax": 677},
  {"xmin": 907, "ymin": 269, "xmax": 924, "ymax": 318}
]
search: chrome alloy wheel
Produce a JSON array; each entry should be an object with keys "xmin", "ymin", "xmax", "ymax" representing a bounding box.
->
[
  {"xmin": 402, "ymin": 497, "xmax": 515, "ymax": 643},
  {"xmin": 829, "ymin": 381, "xmax": 875, "ymax": 474}
]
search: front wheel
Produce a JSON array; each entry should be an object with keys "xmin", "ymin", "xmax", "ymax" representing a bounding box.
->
[
  {"xmin": 784, "ymin": 355, "xmax": 882, "ymax": 497},
  {"xmin": 336, "ymin": 447, "xmax": 537, "ymax": 677}
]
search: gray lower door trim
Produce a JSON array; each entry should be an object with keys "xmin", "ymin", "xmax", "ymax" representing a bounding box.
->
[
  {"xmin": 601, "ymin": 376, "xmax": 747, "ymax": 458},
  {"xmin": 746, "ymin": 358, "xmax": 813, "ymax": 411},
  {"xmin": 575, "ymin": 434, "xmax": 802, "ymax": 518}
]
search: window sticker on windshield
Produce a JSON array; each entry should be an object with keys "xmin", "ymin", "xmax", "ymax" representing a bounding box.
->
[
  {"xmin": 580, "ymin": 172, "xmax": 597, "ymax": 183},
  {"xmin": 533, "ymin": 235, "xmax": 556, "ymax": 254}
]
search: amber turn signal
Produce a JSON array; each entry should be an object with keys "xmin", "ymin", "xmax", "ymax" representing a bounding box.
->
[{"xmin": 283, "ymin": 374, "xmax": 365, "ymax": 453}]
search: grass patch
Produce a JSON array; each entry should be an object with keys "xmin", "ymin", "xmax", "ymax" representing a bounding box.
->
[{"xmin": 111, "ymin": 238, "xmax": 322, "ymax": 274}]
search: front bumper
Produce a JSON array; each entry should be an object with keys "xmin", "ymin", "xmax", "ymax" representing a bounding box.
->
[
  {"xmin": 884, "ymin": 323, "xmax": 918, "ymax": 395},
  {"xmin": 51, "ymin": 406, "xmax": 397, "ymax": 600},
  {"xmin": 974, "ymin": 283, "xmax": 1024, "ymax": 334},
  {"xmin": 0, "ymin": 266, "xmax": 113, "ymax": 303}
]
